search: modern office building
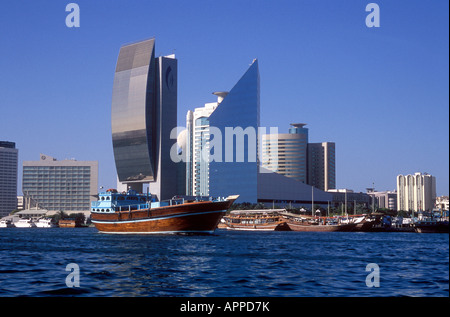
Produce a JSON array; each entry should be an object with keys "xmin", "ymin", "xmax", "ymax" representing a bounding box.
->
[
  {"xmin": 261, "ymin": 124, "xmax": 335, "ymax": 191},
  {"xmin": 208, "ymin": 59, "xmax": 260, "ymax": 203},
  {"xmin": 261, "ymin": 123, "xmax": 309, "ymax": 184},
  {"xmin": 397, "ymin": 172, "xmax": 436, "ymax": 212},
  {"xmin": 0, "ymin": 141, "xmax": 18, "ymax": 217},
  {"xmin": 111, "ymin": 38, "xmax": 178, "ymax": 200},
  {"xmin": 185, "ymin": 101, "xmax": 220, "ymax": 196},
  {"xmin": 182, "ymin": 59, "xmax": 335, "ymax": 207},
  {"xmin": 307, "ymin": 142, "xmax": 336, "ymax": 191},
  {"xmin": 365, "ymin": 189, "xmax": 397, "ymax": 211},
  {"xmin": 22, "ymin": 154, "xmax": 98, "ymax": 214}
]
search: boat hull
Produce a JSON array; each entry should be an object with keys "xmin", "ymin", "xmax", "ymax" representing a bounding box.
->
[
  {"xmin": 413, "ymin": 222, "xmax": 449, "ymax": 233},
  {"xmin": 224, "ymin": 221, "xmax": 289, "ymax": 231},
  {"xmin": 91, "ymin": 199, "xmax": 234, "ymax": 234},
  {"xmin": 286, "ymin": 220, "xmax": 357, "ymax": 232}
]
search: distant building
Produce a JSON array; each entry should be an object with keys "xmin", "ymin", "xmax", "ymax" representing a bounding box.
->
[
  {"xmin": 307, "ymin": 142, "xmax": 335, "ymax": 191},
  {"xmin": 327, "ymin": 189, "xmax": 370, "ymax": 213},
  {"xmin": 22, "ymin": 154, "xmax": 98, "ymax": 214},
  {"xmin": 366, "ymin": 189, "xmax": 397, "ymax": 211},
  {"xmin": 435, "ymin": 196, "xmax": 449, "ymax": 211},
  {"xmin": 397, "ymin": 172, "xmax": 436, "ymax": 212},
  {"xmin": 0, "ymin": 141, "xmax": 18, "ymax": 217},
  {"xmin": 262, "ymin": 123, "xmax": 309, "ymax": 184},
  {"xmin": 261, "ymin": 124, "xmax": 335, "ymax": 191}
]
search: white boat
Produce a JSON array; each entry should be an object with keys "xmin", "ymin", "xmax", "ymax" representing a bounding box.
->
[
  {"xmin": 35, "ymin": 218, "xmax": 57, "ymax": 228},
  {"xmin": 14, "ymin": 218, "xmax": 36, "ymax": 228},
  {"xmin": 0, "ymin": 219, "xmax": 14, "ymax": 228}
]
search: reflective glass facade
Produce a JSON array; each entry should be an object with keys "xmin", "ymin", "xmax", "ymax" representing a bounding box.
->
[
  {"xmin": 112, "ymin": 39, "xmax": 157, "ymax": 183},
  {"xmin": 307, "ymin": 142, "xmax": 336, "ymax": 191},
  {"xmin": 112, "ymin": 39, "xmax": 178, "ymax": 200},
  {"xmin": 208, "ymin": 60, "xmax": 260, "ymax": 203},
  {"xmin": 0, "ymin": 142, "xmax": 18, "ymax": 217}
]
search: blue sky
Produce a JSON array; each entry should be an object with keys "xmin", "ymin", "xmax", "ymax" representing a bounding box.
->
[{"xmin": 1, "ymin": 0, "xmax": 448, "ymax": 196}]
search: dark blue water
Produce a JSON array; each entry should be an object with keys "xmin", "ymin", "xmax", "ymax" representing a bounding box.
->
[{"xmin": 0, "ymin": 228, "xmax": 448, "ymax": 297}]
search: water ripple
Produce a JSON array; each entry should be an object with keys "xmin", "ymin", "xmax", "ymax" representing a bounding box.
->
[{"xmin": 0, "ymin": 228, "xmax": 448, "ymax": 297}]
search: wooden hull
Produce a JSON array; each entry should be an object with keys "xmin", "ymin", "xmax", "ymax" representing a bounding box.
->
[
  {"xmin": 224, "ymin": 221, "xmax": 289, "ymax": 231},
  {"xmin": 286, "ymin": 220, "xmax": 357, "ymax": 232},
  {"xmin": 413, "ymin": 222, "xmax": 449, "ymax": 233},
  {"xmin": 91, "ymin": 199, "xmax": 234, "ymax": 234}
]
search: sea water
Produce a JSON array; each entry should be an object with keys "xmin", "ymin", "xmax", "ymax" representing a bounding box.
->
[{"xmin": 0, "ymin": 227, "xmax": 448, "ymax": 297}]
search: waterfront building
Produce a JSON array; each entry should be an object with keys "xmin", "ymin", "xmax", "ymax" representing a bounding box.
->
[
  {"xmin": 307, "ymin": 142, "xmax": 336, "ymax": 191},
  {"xmin": 261, "ymin": 125, "xmax": 335, "ymax": 191},
  {"xmin": 436, "ymin": 196, "xmax": 449, "ymax": 211},
  {"xmin": 258, "ymin": 168, "xmax": 333, "ymax": 209},
  {"xmin": 397, "ymin": 172, "xmax": 436, "ymax": 212},
  {"xmin": 185, "ymin": 101, "xmax": 220, "ymax": 196},
  {"xmin": 366, "ymin": 189, "xmax": 397, "ymax": 211},
  {"xmin": 22, "ymin": 154, "xmax": 98, "ymax": 214},
  {"xmin": 261, "ymin": 123, "xmax": 309, "ymax": 184},
  {"xmin": 111, "ymin": 38, "xmax": 178, "ymax": 201},
  {"xmin": 327, "ymin": 189, "xmax": 371, "ymax": 213},
  {"xmin": 0, "ymin": 141, "xmax": 18, "ymax": 217},
  {"xmin": 208, "ymin": 59, "xmax": 260, "ymax": 203}
]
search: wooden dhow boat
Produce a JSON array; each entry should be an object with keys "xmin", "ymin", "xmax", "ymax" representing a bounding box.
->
[
  {"xmin": 90, "ymin": 189, "xmax": 238, "ymax": 234},
  {"xmin": 282, "ymin": 214, "xmax": 358, "ymax": 232},
  {"xmin": 222, "ymin": 210, "xmax": 289, "ymax": 231}
]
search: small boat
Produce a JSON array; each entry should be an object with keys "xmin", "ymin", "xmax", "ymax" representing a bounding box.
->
[
  {"xmin": 222, "ymin": 210, "xmax": 289, "ymax": 231},
  {"xmin": 90, "ymin": 189, "xmax": 239, "ymax": 234},
  {"xmin": 283, "ymin": 215, "xmax": 357, "ymax": 232},
  {"xmin": 413, "ymin": 220, "xmax": 449, "ymax": 233},
  {"xmin": 35, "ymin": 218, "xmax": 57, "ymax": 228},
  {"xmin": 59, "ymin": 219, "xmax": 77, "ymax": 228},
  {"xmin": 14, "ymin": 218, "xmax": 35, "ymax": 228},
  {"xmin": 0, "ymin": 219, "xmax": 14, "ymax": 228}
]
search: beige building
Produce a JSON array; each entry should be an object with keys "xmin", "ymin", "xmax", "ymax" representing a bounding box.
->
[
  {"xmin": 22, "ymin": 154, "xmax": 98, "ymax": 214},
  {"xmin": 397, "ymin": 172, "xmax": 436, "ymax": 212}
]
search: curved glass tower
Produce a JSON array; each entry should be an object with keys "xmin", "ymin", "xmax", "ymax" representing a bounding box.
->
[
  {"xmin": 111, "ymin": 38, "xmax": 178, "ymax": 200},
  {"xmin": 112, "ymin": 38, "xmax": 157, "ymax": 183}
]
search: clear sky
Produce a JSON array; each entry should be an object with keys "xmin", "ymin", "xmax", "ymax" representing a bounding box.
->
[{"xmin": 1, "ymin": 0, "xmax": 448, "ymax": 196}]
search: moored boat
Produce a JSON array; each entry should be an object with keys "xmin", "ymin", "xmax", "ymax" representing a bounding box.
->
[
  {"xmin": 283, "ymin": 215, "xmax": 357, "ymax": 232},
  {"xmin": 14, "ymin": 218, "xmax": 35, "ymax": 228},
  {"xmin": 90, "ymin": 189, "xmax": 238, "ymax": 234},
  {"xmin": 35, "ymin": 218, "xmax": 57, "ymax": 228},
  {"xmin": 0, "ymin": 219, "xmax": 14, "ymax": 228},
  {"xmin": 222, "ymin": 210, "xmax": 289, "ymax": 231},
  {"xmin": 413, "ymin": 220, "xmax": 449, "ymax": 233}
]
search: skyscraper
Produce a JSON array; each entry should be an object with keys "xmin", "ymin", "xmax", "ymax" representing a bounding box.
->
[
  {"xmin": 0, "ymin": 141, "xmax": 18, "ymax": 217},
  {"xmin": 22, "ymin": 154, "xmax": 98, "ymax": 213},
  {"xmin": 397, "ymin": 172, "xmax": 436, "ymax": 212},
  {"xmin": 111, "ymin": 38, "xmax": 178, "ymax": 200},
  {"xmin": 208, "ymin": 59, "xmax": 260, "ymax": 203},
  {"xmin": 307, "ymin": 142, "xmax": 336, "ymax": 191},
  {"xmin": 185, "ymin": 101, "xmax": 220, "ymax": 196},
  {"xmin": 262, "ymin": 123, "xmax": 309, "ymax": 184}
]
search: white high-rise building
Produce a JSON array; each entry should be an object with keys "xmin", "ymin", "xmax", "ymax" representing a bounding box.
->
[
  {"xmin": 397, "ymin": 172, "xmax": 436, "ymax": 212},
  {"xmin": 185, "ymin": 94, "xmax": 224, "ymax": 196}
]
